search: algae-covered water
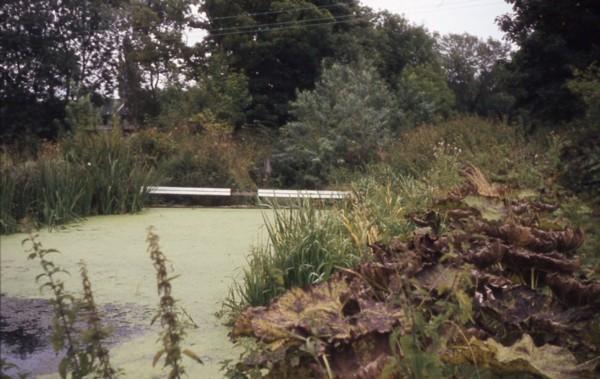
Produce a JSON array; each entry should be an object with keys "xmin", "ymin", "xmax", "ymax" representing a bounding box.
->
[{"xmin": 0, "ymin": 208, "xmax": 267, "ymax": 378}]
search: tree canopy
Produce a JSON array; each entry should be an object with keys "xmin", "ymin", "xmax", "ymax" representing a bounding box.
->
[{"xmin": 498, "ymin": 0, "xmax": 600, "ymax": 122}]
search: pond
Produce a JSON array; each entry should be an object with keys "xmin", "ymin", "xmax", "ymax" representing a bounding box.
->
[{"xmin": 0, "ymin": 208, "xmax": 267, "ymax": 378}]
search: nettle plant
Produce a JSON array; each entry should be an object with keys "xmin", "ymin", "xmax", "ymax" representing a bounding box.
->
[
  {"xmin": 20, "ymin": 229, "xmax": 203, "ymax": 379},
  {"xmin": 147, "ymin": 227, "xmax": 203, "ymax": 379},
  {"xmin": 23, "ymin": 234, "xmax": 92, "ymax": 378}
]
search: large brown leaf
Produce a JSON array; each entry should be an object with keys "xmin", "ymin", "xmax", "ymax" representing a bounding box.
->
[
  {"xmin": 444, "ymin": 334, "xmax": 599, "ymax": 379},
  {"xmin": 546, "ymin": 273, "xmax": 600, "ymax": 307},
  {"xmin": 232, "ymin": 275, "xmax": 406, "ymax": 346}
]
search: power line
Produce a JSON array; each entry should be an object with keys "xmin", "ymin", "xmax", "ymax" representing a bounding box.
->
[
  {"xmin": 205, "ymin": 1, "xmax": 502, "ymax": 38},
  {"xmin": 409, "ymin": 1, "xmax": 501, "ymax": 14},
  {"xmin": 206, "ymin": 0, "xmax": 499, "ymax": 22},
  {"xmin": 210, "ymin": 13, "xmax": 361, "ymax": 33},
  {"xmin": 207, "ymin": 3, "xmax": 350, "ymax": 21},
  {"xmin": 208, "ymin": 15, "xmax": 369, "ymax": 38}
]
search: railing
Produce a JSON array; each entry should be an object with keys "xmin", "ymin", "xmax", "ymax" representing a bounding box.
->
[
  {"xmin": 257, "ymin": 189, "xmax": 349, "ymax": 199},
  {"xmin": 147, "ymin": 186, "xmax": 232, "ymax": 197},
  {"xmin": 146, "ymin": 186, "xmax": 349, "ymax": 199}
]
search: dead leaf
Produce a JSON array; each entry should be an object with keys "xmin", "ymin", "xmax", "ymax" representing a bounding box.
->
[
  {"xmin": 232, "ymin": 275, "xmax": 405, "ymax": 346},
  {"xmin": 444, "ymin": 334, "xmax": 596, "ymax": 379},
  {"xmin": 546, "ymin": 273, "xmax": 600, "ymax": 307}
]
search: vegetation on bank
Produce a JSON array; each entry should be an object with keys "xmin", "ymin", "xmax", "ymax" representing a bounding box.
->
[{"xmin": 222, "ymin": 120, "xmax": 600, "ymax": 378}]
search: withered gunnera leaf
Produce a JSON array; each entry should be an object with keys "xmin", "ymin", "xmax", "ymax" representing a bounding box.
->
[
  {"xmin": 546, "ymin": 273, "xmax": 600, "ymax": 307},
  {"xmin": 231, "ymin": 276, "xmax": 404, "ymax": 346},
  {"xmin": 479, "ymin": 222, "xmax": 584, "ymax": 254},
  {"xmin": 474, "ymin": 285, "xmax": 552, "ymax": 335},
  {"xmin": 467, "ymin": 241, "xmax": 508, "ymax": 268},
  {"xmin": 443, "ymin": 334, "xmax": 598, "ymax": 379},
  {"xmin": 502, "ymin": 248, "xmax": 580, "ymax": 274}
]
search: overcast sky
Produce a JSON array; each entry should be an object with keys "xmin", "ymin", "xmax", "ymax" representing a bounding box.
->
[
  {"xmin": 363, "ymin": 0, "xmax": 512, "ymax": 40},
  {"xmin": 184, "ymin": 0, "xmax": 513, "ymax": 45}
]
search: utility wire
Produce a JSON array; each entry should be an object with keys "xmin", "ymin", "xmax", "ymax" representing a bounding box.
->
[
  {"xmin": 206, "ymin": 1, "xmax": 500, "ymax": 38},
  {"xmin": 208, "ymin": 16, "xmax": 369, "ymax": 38},
  {"xmin": 210, "ymin": 13, "xmax": 360, "ymax": 33},
  {"xmin": 206, "ymin": 0, "xmax": 499, "ymax": 22},
  {"xmin": 207, "ymin": 3, "xmax": 349, "ymax": 21}
]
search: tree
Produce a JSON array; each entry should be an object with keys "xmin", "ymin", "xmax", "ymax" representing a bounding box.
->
[
  {"xmin": 0, "ymin": 0, "xmax": 122, "ymax": 139},
  {"xmin": 199, "ymin": 0, "xmax": 366, "ymax": 128},
  {"xmin": 497, "ymin": 0, "xmax": 600, "ymax": 123},
  {"xmin": 118, "ymin": 0, "xmax": 198, "ymax": 124},
  {"xmin": 395, "ymin": 64, "xmax": 455, "ymax": 128},
  {"xmin": 150, "ymin": 53, "xmax": 251, "ymax": 129},
  {"xmin": 439, "ymin": 33, "xmax": 513, "ymax": 118},
  {"xmin": 370, "ymin": 12, "xmax": 438, "ymax": 89},
  {"xmin": 273, "ymin": 61, "xmax": 395, "ymax": 188}
]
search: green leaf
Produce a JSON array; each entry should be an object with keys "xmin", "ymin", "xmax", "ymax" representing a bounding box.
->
[
  {"xmin": 152, "ymin": 349, "xmax": 165, "ymax": 367},
  {"xmin": 58, "ymin": 358, "xmax": 69, "ymax": 379},
  {"xmin": 182, "ymin": 349, "xmax": 204, "ymax": 364}
]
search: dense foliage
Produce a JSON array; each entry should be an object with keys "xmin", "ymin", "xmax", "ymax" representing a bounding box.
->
[
  {"xmin": 273, "ymin": 61, "xmax": 395, "ymax": 188},
  {"xmin": 498, "ymin": 0, "xmax": 600, "ymax": 123}
]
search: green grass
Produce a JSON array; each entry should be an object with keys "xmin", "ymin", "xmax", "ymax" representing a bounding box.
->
[{"xmin": 228, "ymin": 201, "xmax": 358, "ymax": 309}]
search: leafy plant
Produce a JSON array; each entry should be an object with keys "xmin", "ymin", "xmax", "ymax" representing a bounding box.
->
[
  {"xmin": 146, "ymin": 227, "xmax": 203, "ymax": 378},
  {"xmin": 22, "ymin": 234, "xmax": 88, "ymax": 378},
  {"xmin": 79, "ymin": 261, "xmax": 119, "ymax": 378},
  {"xmin": 273, "ymin": 60, "xmax": 396, "ymax": 188}
]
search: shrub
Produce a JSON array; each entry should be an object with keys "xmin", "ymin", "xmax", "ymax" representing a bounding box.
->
[
  {"xmin": 161, "ymin": 148, "xmax": 235, "ymax": 188},
  {"xmin": 128, "ymin": 128, "xmax": 177, "ymax": 167},
  {"xmin": 272, "ymin": 60, "xmax": 396, "ymax": 188},
  {"xmin": 394, "ymin": 63, "xmax": 456, "ymax": 129},
  {"xmin": 65, "ymin": 95, "xmax": 102, "ymax": 133}
]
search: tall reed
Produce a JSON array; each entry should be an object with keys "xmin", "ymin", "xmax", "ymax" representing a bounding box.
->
[
  {"xmin": 2, "ymin": 131, "xmax": 161, "ymax": 234},
  {"xmin": 0, "ymin": 167, "xmax": 18, "ymax": 233},
  {"xmin": 64, "ymin": 131, "xmax": 160, "ymax": 215},
  {"xmin": 230, "ymin": 201, "xmax": 357, "ymax": 308}
]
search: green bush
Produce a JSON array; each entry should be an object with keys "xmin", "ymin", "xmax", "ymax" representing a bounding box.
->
[
  {"xmin": 161, "ymin": 148, "xmax": 235, "ymax": 188},
  {"xmin": 272, "ymin": 60, "xmax": 396, "ymax": 188},
  {"xmin": 394, "ymin": 63, "xmax": 455, "ymax": 128},
  {"xmin": 65, "ymin": 95, "xmax": 102, "ymax": 133},
  {"xmin": 128, "ymin": 128, "xmax": 177, "ymax": 167}
]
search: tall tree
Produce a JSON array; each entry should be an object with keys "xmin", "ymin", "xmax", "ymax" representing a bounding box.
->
[
  {"xmin": 199, "ymin": 0, "xmax": 367, "ymax": 128},
  {"xmin": 0, "ymin": 0, "xmax": 122, "ymax": 138},
  {"xmin": 118, "ymin": 0, "xmax": 198, "ymax": 124},
  {"xmin": 498, "ymin": 0, "xmax": 600, "ymax": 123},
  {"xmin": 439, "ymin": 33, "xmax": 513, "ymax": 118},
  {"xmin": 370, "ymin": 12, "xmax": 438, "ymax": 89}
]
